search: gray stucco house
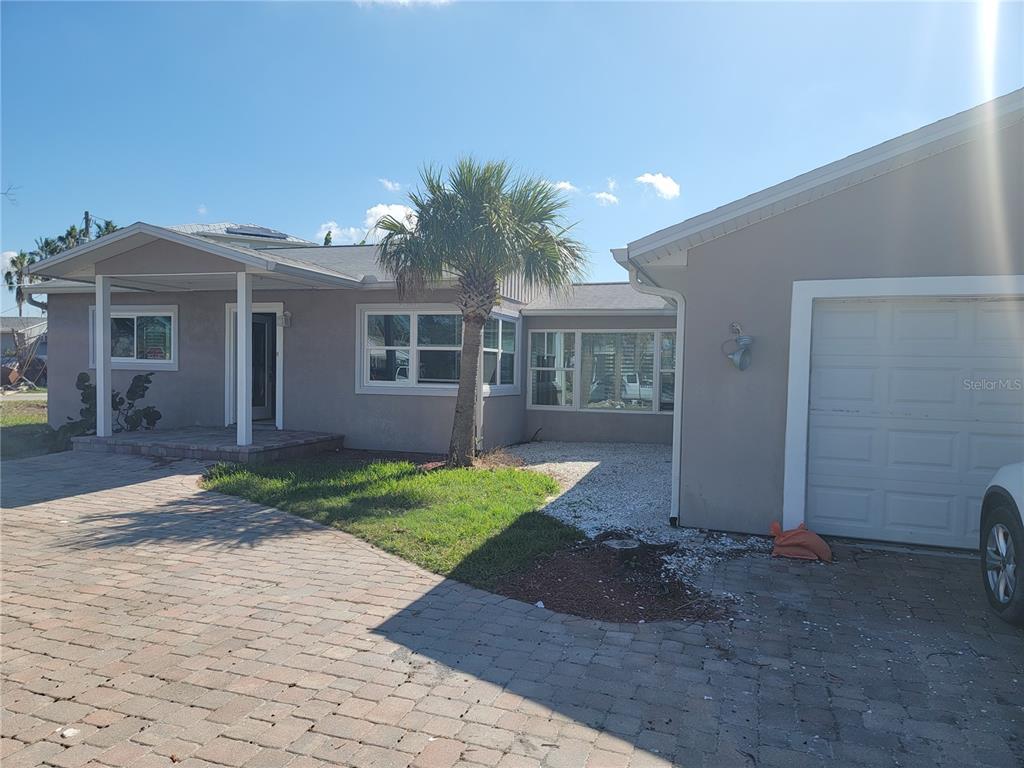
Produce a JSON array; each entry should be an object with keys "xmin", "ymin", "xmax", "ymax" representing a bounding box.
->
[
  {"xmin": 28, "ymin": 90, "xmax": 1023, "ymax": 549},
  {"xmin": 30, "ymin": 222, "xmax": 677, "ymax": 459}
]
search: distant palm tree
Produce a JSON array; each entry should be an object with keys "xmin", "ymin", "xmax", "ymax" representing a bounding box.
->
[
  {"xmin": 93, "ymin": 219, "xmax": 118, "ymax": 239},
  {"xmin": 377, "ymin": 158, "xmax": 585, "ymax": 467},
  {"xmin": 3, "ymin": 250, "xmax": 38, "ymax": 317}
]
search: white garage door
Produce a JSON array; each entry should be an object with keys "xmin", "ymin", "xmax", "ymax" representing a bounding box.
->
[{"xmin": 806, "ymin": 296, "xmax": 1024, "ymax": 549}]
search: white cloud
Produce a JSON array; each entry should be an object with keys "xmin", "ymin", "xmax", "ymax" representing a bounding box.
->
[
  {"xmin": 591, "ymin": 191, "xmax": 619, "ymax": 206},
  {"xmin": 316, "ymin": 203, "xmax": 417, "ymax": 245},
  {"xmin": 197, "ymin": 204, "xmax": 208, "ymax": 216},
  {"xmin": 548, "ymin": 180, "xmax": 578, "ymax": 193},
  {"xmin": 379, "ymin": 178, "xmax": 401, "ymax": 193},
  {"xmin": 635, "ymin": 172, "xmax": 680, "ymax": 200},
  {"xmin": 606, "ymin": 178, "xmax": 618, "ymax": 193},
  {"xmin": 3, "ymin": 250, "xmax": 17, "ymax": 266}
]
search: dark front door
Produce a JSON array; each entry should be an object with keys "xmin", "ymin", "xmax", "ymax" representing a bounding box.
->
[{"xmin": 252, "ymin": 313, "xmax": 276, "ymax": 421}]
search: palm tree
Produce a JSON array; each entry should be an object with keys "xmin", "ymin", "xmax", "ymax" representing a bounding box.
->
[
  {"xmin": 93, "ymin": 219, "xmax": 118, "ymax": 239},
  {"xmin": 377, "ymin": 158, "xmax": 585, "ymax": 467},
  {"xmin": 3, "ymin": 250, "xmax": 38, "ymax": 316}
]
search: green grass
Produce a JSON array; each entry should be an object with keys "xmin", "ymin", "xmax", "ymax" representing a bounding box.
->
[
  {"xmin": 0, "ymin": 400, "xmax": 64, "ymax": 460},
  {"xmin": 203, "ymin": 459, "xmax": 583, "ymax": 589}
]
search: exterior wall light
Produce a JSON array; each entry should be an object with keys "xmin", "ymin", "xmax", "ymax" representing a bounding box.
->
[{"xmin": 722, "ymin": 322, "xmax": 753, "ymax": 370}]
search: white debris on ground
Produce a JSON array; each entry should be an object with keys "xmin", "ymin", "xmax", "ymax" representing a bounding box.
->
[{"xmin": 508, "ymin": 441, "xmax": 771, "ymax": 581}]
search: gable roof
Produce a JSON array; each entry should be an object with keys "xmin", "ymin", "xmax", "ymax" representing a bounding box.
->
[
  {"xmin": 168, "ymin": 222, "xmax": 314, "ymax": 245},
  {"xmin": 619, "ymin": 88, "xmax": 1024, "ymax": 268},
  {"xmin": 522, "ymin": 283, "xmax": 674, "ymax": 315}
]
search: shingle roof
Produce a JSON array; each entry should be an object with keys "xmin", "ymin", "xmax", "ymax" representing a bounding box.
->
[
  {"xmin": 253, "ymin": 245, "xmax": 388, "ymax": 282},
  {"xmin": 168, "ymin": 222, "xmax": 314, "ymax": 245},
  {"xmin": 523, "ymin": 283, "xmax": 674, "ymax": 314}
]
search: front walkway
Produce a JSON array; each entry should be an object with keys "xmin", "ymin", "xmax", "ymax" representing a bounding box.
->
[{"xmin": 2, "ymin": 452, "xmax": 1022, "ymax": 768}]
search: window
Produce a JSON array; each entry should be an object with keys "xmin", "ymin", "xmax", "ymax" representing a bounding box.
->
[
  {"xmin": 360, "ymin": 307, "xmax": 520, "ymax": 393},
  {"xmin": 528, "ymin": 328, "xmax": 675, "ymax": 413},
  {"xmin": 483, "ymin": 317, "xmax": 516, "ymax": 387},
  {"xmin": 529, "ymin": 331, "xmax": 575, "ymax": 407},
  {"xmin": 89, "ymin": 306, "xmax": 177, "ymax": 370},
  {"xmin": 659, "ymin": 332, "xmax": 676, "ymax": 412},
  {"xmin": 581, "ymin": 332, "xmax": 655, "ymax": 411}
]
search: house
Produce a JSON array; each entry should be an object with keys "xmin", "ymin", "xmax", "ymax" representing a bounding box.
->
[
  {"xmin": 1, "ymin": 316, "xmax": 48, "ymax": 386},
  {"xmin": 28, "ymin": 222, "xmax": 676, "ymax": 456},
  {"xmin": 615, "ymin": 89, "xmax": 1023, "ymax": 549}
]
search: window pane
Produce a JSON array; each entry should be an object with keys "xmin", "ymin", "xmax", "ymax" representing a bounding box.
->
[
  {"xmin": 659, "ymin": 371, "xmax": 675, "ymax": 412},
  {"xmin": 500, "ymin": 352, "xmax": 515, "ymax": 386},
  {"xmin": 111, "ymin": 317, "xmax": 135, "ymax": 358},
  {"xmin": 483, "ymin": 317, "xmax": 500, "ymax": 350},
  {"xmin": 418, "ymin": 314, "xmax": 462, "ymax": 347},
  {"xmin": 661, "ymin": 332, "xmax": 676, "ymax": 370},
  {"xmin": 136, "ymin": 316, "xmax": 172, "ymax": 360},
  {"xmin": 419, "ymin": 350, "xmax": 460, "ymax": 384},
  {"xmin": 483, "ymin": 350, "xmax": 498, "ymax": 385},
  {"xmin": 530, "ymin": 331, "xmax": 574, "ymax": 369},
  {"xmin": 367, "ymin": 315, "xmax": 410, "ymax": 347},
  {"xmin": 531, "ymin": 370, "xmax": 573, "ymax": 406},
  {"xmin": 581, "ymin": 332, "xmax": 654, "ymax": 410},
  {"xmin": 369, "ymin": 349, "xmax": 410, "ymax": 382},
  {"xmin": 501, "ymin": 320, "xmax": 516, "ymax": 352}
]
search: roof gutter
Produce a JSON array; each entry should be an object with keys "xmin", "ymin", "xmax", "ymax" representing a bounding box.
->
[{"xmin": 614, "ymin": 247, "xmax": 684, "ymax": 526}]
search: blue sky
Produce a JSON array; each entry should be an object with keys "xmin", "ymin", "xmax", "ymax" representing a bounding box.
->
[{"xmin": 2, "ymin": 1, "xmax": 1022, "ymax": 314}]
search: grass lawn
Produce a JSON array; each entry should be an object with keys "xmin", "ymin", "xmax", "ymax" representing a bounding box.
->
[
  {"xmin": 0, "ymin": 400, "xmax": 63, "ymax": 460},
  {"xmin": 203, "ymin": 459, "xmax": 583, "ymax": 590}
]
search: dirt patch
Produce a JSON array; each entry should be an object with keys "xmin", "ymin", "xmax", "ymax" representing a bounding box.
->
[{"xmin": 495, "ymin": 533, "xmax": 728, "ymax": 623}]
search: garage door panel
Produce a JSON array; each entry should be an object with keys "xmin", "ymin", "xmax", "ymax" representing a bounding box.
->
[{"xmin": 806, "ymin": 296, "xmax": 1024, "ymax": 549}]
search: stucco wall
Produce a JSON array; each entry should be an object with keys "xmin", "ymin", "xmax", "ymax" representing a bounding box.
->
[
  {"xmin": 46, "ymin": 287, "xmax": 523, "ymax": 454},
  {"xmin": 522, "ymin": 313, "xmax": 676, "ymax": 444},
  {"xmin": 645, "ymin": 119, "xmax": 1024, "ymax": 535}
]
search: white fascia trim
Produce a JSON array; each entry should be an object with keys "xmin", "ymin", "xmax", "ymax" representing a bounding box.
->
[
  {"xmin": 626, "ymin": 267, "xmax": 684, "ymax": 524},
  {"xmin": 782, "ymin": 274, "xmax": 1024, "ymax": 531},
  {"xmin": 627, "ymin": 91, "xmax": 1024, "ymax": 262},
  {"xmin": 29, "ymin": 221, "xmax": 364, "ymax": 287}
]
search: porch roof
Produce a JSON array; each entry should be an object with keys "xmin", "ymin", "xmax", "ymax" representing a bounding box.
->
[{"xmin": 28, "ymin": 222, "xmax": 367, "ymax": 292}]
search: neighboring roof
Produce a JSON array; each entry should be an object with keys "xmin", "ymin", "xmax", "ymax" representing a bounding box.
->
[
  {"xmin": 168, "ymin": 222, "xmax": 314, "ymax": 245},
  {"xmin": 0, "ymin": 317, "xmax": 47, "ymax": 334},
  {"xmin": 619, "ymin": 88, "xmax": 1024, "ymax": 267},
  {"xmin": 522, "ymin": 283, "xmax": 674, "ymax": 315}
]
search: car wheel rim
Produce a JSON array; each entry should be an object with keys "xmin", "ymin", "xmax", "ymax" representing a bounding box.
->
[{"xmin": 986, "ymin": 523, "xmax": 1017, "ymax": 605}]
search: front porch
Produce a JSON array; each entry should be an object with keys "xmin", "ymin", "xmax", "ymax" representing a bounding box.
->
[{"xmin": 72, "ymin": 425, "xmax": 344, "ymax": 463}]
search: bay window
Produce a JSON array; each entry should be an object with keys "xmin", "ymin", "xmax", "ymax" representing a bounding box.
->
[
  {"xmin": 529, "ymin": 329, "xmax": 675, "ymax": 413},
  {"xmin": 360, "ymin": 306, "xmax": 519, "ymax": 393}
]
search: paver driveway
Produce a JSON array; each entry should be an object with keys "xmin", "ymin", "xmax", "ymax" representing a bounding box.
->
[{"xmin": 2, "ymin": 452, "xmax": 1022, "ymax": 768}]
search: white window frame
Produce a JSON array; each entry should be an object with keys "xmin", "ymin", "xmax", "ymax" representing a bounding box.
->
[
  {"xmin": 355, "ymin": 303, "xmax": 521, "ymax": 397},
  {"xmin": 658, "ymin": 331, "xmax": 676, "ymax": 413},
  {"xmin": 88, "ymin": 304, "xmax": 179, "ymax": 371},
  {"xmin": 481, "ymin": 313, "xmax": 520, "ymax": 396},
  {"xmin": 527, "ymin": 327, "xmax": 675, "ymax": 415}
]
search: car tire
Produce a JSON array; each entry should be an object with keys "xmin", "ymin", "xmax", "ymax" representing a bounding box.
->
[{"xmin": 981, "ymin": 502, "xmax": 1024, "ymax": 627}]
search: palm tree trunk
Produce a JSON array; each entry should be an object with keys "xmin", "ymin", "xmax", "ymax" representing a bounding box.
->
[{"xmin": 448, "ymin": 314, "xmax": 485, "ymax": 467}]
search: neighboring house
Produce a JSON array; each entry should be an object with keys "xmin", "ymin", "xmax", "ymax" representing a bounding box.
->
[
  {"xmin": 615, "ymin": 89, "xmax": 1023, "ymax": 549},
  {"xmin": 28, "ymin": 222, "xmax": 676, "ymax": 455},
  {"xmin": 1, "ymin": 317, "xmax": 48, "ymax": 360}
]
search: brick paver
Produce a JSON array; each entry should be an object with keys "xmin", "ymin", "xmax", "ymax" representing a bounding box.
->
[{"xmin": 2, "ymin": 451, "xmax": 1022, "ymax": 768}]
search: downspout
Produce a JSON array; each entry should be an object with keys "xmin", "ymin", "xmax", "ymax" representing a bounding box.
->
[{"xmin": 626, "ymin": 262, "xmax": 685, "ymax": 527}]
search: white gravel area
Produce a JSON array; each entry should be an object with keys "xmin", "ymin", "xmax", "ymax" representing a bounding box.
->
[{"xmin": 508, "ymin": 441, "xmax": 771, "ymax": 580}]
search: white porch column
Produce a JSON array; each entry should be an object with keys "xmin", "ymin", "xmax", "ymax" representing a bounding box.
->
[
  {"xmin": 94, "ymin": 276, "xmax": 112, "ymax": 437},
  {"xmin": 236, "ymin": 271, "xmax": 253, "ymax": 446}
]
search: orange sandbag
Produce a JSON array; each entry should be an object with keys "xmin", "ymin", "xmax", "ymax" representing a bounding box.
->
[{"xmin": 769, "ymin": 521, "xmax": 832, "ymax": 562}]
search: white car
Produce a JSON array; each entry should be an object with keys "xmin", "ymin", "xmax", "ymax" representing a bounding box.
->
[{"xmin": 982, "ymin": 462, "xmax": 1024, "ymax": 626}]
